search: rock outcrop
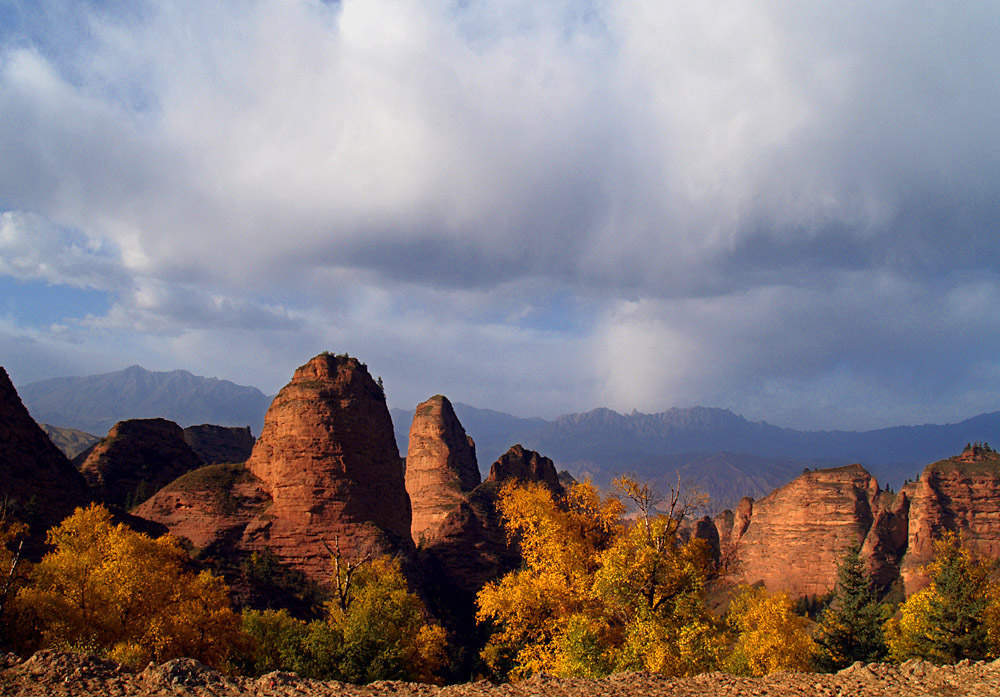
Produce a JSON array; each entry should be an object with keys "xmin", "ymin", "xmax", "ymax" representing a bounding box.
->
[
  {"xmin": 78, "ymin": 418, "xmax": 205, "ymax": 510},
  {"xmin": 183, "ymin": 424, "xmax": 255, "ymax": 464},
  {"xmin": 729, "ymin": 464, "xmax": 901, "ymax": 597},
  {"xmin": 723, "ymin": 449, "xmax": 1000, "ymax": 599},
  {"xmin": 0, "ymin": 367, "xmax": 91, "ymax": 541},
  {"xmin": 485, "ymin": 444, "xmax": 563, "ymax": 494},
  {"xmin": 405, "ymin": 395, "xmax": 480, "ymax": 543},
  {"xmin": 243, "ymin": 353, "xmax": 413, "ymax": 580},
  {"xmin": 898, "ymin": 447, "xmax": 1000, "ymax": 593},
  {"xmin": 134, "ymin": 462, "xmax": 270, "ymax": 556}
]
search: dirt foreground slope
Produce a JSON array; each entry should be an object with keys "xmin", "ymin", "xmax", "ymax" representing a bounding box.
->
[{"xmin": 4, "ymin": 651, "xmax": 1000, "ymax": 697}]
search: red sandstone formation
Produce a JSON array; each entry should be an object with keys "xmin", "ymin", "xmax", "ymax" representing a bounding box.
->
[
  {"xmin": 405, "ymin": 395, "xmax": 480, "ymax": 544},
  {"xmin": 899, "ymin": 448, "xmax": 1000, "ymax": 593},
  {"xmin": 0, "ymin": 367, "xmax": 91, "ymax": 542},
  {"xmin": 731, "ymin": 464, "xmax": 894, "ymax": 597},
  {"xmin": 78, "ymin": 418, "xmax": 205, "ymax": 509},
  {"xmin": 242, "ymin": 353, "xmax": 413, "ymax": 580},
  {"xmin": 134, "ymin": 463, "xmax": 270, "ymax": 555}
]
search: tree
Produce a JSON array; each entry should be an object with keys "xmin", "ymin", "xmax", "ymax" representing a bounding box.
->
[
  {"xmin": 476, "ymin": 479, "xmax": 623, "ymax": 679},
  {"xmin": 0, "ymin": 503, "xmax": 28, "ymax": 648},
  {"xmin": 476, "ymin": 477, "xmax": 724, "ymax": 680},
  {"xmin": 885, "ymin": 532, "xmax": 1000, "ymax": 663},
  {"xmin": 816, "ymin": 541, "xmax": 888, "ymax": 669},
  {"xmin": 725, "ymin": 586, "xmax": 818, "ymax": 676},
  {"xmin": 240, "ymin": 556, "xmax": 447, "ymax": 683},
  {"xmin": 13, "ymin": 504, "xmax": 242, "ymax": 669}
]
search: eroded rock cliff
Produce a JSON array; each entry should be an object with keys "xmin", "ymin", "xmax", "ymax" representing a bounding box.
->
[
  {"xmin": 898, "ymin": 447, "xmax": 1000, "ymax": 593},
  {"xmin": 405, "ymin": 395, "xmax": 480, "ymax": 544},
  {"xmin": 243, "ymin": 353, "xmax": 413, "ymax": 580},
  {"xmin": 730, "ymin": 464, "xmax": 900, "ymax": 597}
]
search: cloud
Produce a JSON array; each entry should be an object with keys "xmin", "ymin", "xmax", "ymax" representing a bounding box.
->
[{"xmin": 1, "ymin": 1, "xmax": 999, "ymax": 429}]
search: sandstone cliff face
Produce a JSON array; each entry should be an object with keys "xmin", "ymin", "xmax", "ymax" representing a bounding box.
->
[
  {"xmin": 405, "ymin": 395, "xmax": 480, "ymax": 544},
  {"xmin": 243, "ymin": 354, "xmax": 413, "ymax": 580},
  {"xmin": 899, "ymin": 449, "xmax": 1000, "ymax": 593},
  {"xmin": 78, "ymin": 418, "xmax": 205, "ymax": 510},
  {"xmin": 732, "ymin": 464, "xmax": 894, "ymax": 597},
  {"xmin": 0, "ymin": 367, "xmax": 91, "ymax": 540},
  {"xmin": 183, "ymin": 424, "xmax": 255, "ymax": 465}
]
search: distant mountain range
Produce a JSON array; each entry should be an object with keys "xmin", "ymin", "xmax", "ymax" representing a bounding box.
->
[
  {"xmin": 18, "ymin": 366, "xmax": 1000, "ymax": 512},
  {"xmin": 392, "ymin": 404, "xmax": 1000, "ymax": 509},
  {"xmin": 20, "ymin": 365, "xmax": 272, "ymax": 437}
]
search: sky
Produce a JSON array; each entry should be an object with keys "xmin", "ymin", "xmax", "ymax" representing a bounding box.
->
[{"xmin": 0, "ymin": 0, "xmax": 998, "ymax": 431}]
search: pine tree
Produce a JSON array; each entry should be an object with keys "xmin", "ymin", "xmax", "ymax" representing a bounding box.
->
[{"xmin": 816, "ymin": 540, "xmax": 887, "ymax": 669}]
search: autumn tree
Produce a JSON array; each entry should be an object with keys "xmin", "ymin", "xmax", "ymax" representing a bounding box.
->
[
  {"xmin": 13, "ymin": 504, "xmax": 242, "ymax": 668},
  {"xmin": 476, "ymin": 479, "xmax": 623, "ymax": 678},
  {"xmin": 885, "ymin": 532, "xmax": 1000, "ymax": 663},
  {"xmin": 595, "ymin": 477, "xmax": 724, "ymax": 676},
  {"xmin": 0, "ymin": 503, "xmax": 28, "ymax": 648},
  {"xmin": 241, "ymin": 556, "xmax": 447, "ymax": 683},
  {"xmin": 816, "ymin": 541, "xmax": 888, "ymax": 669},
  {"xmin": 725, "ymin": 585, "xmax": 819, "ymax": 676},
  {"xmin": 476, "ymin": 476, "xmax": 724, "ymax": 680}
]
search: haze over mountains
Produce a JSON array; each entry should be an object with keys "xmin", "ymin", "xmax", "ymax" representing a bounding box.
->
[
  {"xmin": 17, "ymin": 365, "xmax": 1000, "ymax": 509},
  {"xmin": 19, "ymin": 365, "xmax": 272, "ymax": 436}
]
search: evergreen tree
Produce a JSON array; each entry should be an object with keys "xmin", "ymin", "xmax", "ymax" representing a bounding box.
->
[
  {"xmin": 816, "ymin": 540, "xmax": 887, "ymax": 669},
  {"xmin": 886, "ymin": 532, "xmax": 1000, "ymax": 663}
]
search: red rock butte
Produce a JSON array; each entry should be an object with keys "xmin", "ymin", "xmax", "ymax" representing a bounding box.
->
[
  {"xmin": 405, "ymin": 395, "xmax": 480, "ymax": 544},
  {"xmin": 243, "ymin": 353, "xmax": 413, "ymax": 579}
]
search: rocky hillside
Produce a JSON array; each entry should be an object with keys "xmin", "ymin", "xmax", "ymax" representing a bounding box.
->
[
  {"xmin": 3, "ymin": 649, "xmax": 1000, "ymax": 697},
  {"xmin": 38, "ymin": 424, "xmax": 100, "ymax": 459},
  {"xmin": 19, "ymin": 365, "xmax": 271, "ymax": 436}
]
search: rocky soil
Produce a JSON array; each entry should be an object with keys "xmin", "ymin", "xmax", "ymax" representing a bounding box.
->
[{"xmin": 4, "ymin": 651, "xmax": 1000, "ymax": 697}]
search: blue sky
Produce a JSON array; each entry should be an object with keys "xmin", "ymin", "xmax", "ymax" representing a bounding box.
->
[{"xmin": 1, "ymin": 0, "xmax": 999, "ymax": 430}]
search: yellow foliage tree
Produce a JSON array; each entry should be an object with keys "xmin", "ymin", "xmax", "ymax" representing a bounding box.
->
[
  {"xmin": 476, "ymin": 477, "xmax": 724, "ymax": 680},
  {"xmin": 14, "ymin": 504, "xmax": 241, "ymax": 669},
  {"xmin": 725, "ymin": 585, "xmax": 818, "ymax": 676},
  {"xmin": 476, "ymin": 479, "xmax": 623, "ymax": 678}
]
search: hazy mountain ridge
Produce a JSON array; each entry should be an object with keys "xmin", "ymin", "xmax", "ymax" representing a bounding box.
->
[
  {"xmin": 20, "ymin": 365, "xmax": 272, "ymax": 436},
  {"xmin": 393, "ymin": 404, "xmax": 1000, "ymax": 502}
]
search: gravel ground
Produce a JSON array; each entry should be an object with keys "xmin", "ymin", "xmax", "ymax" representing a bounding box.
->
[{"xmin": 3, "ymin": 650, "xmax": 999, "ymax": 697}]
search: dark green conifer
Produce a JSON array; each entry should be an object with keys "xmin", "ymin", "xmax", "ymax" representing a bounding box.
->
[{"xmin": 816, "ymin": 540, "xmax": 888, "ymax": 670}]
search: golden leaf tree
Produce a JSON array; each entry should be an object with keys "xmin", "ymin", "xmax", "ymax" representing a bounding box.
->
[
  {"xmin": 724, "ymin": 585, "xmax": 819, "ymax": 676},
  {"xmin": 476, "ymin": 476, "xmax": 724, "ymax": 679},
  {"xmin": 14, "ymin": 504, "xmax": 241, "ymax": 668}
]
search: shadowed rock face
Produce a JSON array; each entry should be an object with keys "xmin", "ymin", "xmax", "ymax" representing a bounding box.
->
[
  {"xmin": 405, "ymin": 395, "xmax": 480, "ymax": 544},
  {"xmin": 78, "ymin": 418, "xmax": 204, "ymax": 509},
  {"xmin": 243, "ymin": 354, "xmax": 413, "ymax": 580},
  {"xmin": 134, "ymin": 462, "xmax": 270, "ymax": 556},
  {"xmin": 183, "ymin": 425, "xmax": 255, "ymax": 465},
  {"xmin": 0, "ymin": 367, "xmax": 91, "ymax": 542},
  {"xmin": 486, "ymin": 444, "xmax": 563, "ymax": 494}
]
